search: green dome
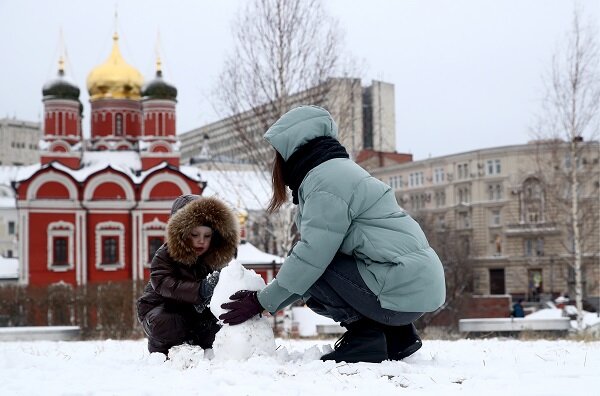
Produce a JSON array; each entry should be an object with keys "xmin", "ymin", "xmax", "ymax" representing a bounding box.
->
[
  {"xmin": 142, "ymin": 70, "xmax": 177, "ymax": 101},
  {"xmin": 42, "ymin": 69, "xmax": 80, "ymax": 101}
]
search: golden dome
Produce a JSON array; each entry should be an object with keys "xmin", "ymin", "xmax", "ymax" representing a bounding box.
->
[{"xmin": 86, "ymin": 32, "xmax": 144, "ymax": 100}]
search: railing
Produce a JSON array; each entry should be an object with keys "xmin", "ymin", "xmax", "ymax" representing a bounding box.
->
[{"xmin": 505, "ymin": 222, "xmax": 560, "ymax": 235}]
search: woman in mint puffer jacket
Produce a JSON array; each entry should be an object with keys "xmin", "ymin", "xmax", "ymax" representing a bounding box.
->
[{"xmin": 219, "ymin": 105, "xmax": 446, "ymax": 363}]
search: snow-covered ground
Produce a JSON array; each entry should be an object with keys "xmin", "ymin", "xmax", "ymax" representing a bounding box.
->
[{"xmin": 1, "ymin": 338, "xmax": 598, "ymax": 396}]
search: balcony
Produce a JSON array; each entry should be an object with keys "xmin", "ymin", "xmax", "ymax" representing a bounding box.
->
[{"xmin": 505, "ymin": 222, "xmax": 561, "ymax": 236}]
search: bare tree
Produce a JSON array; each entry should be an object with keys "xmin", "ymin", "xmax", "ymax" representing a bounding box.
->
[
  {"xmin": 531, "ymin": 8, "xmax": 600, "ymax": 330},
  {"xmin": 211, "ymin": 0, "xmax": 360, "ymax": 255},
  {"xmin": 215, "ymin": 0, "xmax": 347, "ymax": 169}
]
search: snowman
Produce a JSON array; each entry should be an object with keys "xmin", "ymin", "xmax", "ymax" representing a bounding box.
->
[{"xmin": 209, "ymin": 259, "xmax": 276, "ymax": 360}]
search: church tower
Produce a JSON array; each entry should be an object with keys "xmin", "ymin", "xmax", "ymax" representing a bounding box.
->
[
  {"xmin": 140, "ymin": 55, "xmax": 179, "ymax": 170},
  {"xmin": 40, "ymin": 56, "xmax": 83, "ymax": 169},
  {"xmin": 86, "ymin": 32, "xmax": 144, "ymax": 151}
]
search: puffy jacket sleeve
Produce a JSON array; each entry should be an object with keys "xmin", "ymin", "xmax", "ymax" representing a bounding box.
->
[
  {"xmin": 150, "ymin": 253, "xmax": 202, "ymax": 305},
  {"xmin": 258, "ymin": 190, "xmax": 351, "ymax": 311}
]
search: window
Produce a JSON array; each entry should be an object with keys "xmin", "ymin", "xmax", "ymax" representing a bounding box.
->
[
  {"xmin": 142, "ymin": 219, "xmax": 167, "ymax": 268},
  {"xmin": 457, "ymin": 163, "xmax": 469, "ymax": 179},
  {"xmin": 434, "ymin": 191, "xmax": 446, "ymax": 207},
  {"xmin": 410, "ymin": 194, "xmax": 427, "ymax": 210},
  {"xmin": 487, "ymin": 184, "xmax": 503, "ymax": 200},
  {"xmin": 409, "ymin": 172, "xmax": 424, "ymax": 187},
  {"xmin": 457, "ymin": 186, "xmax": 471, "ymax": 204},
  {"xmin": 102, "ymin": 237, "xmax": 119, "ymax": 264},
  {"xmin": 458, "ymin": 211, "xmax": 471, "ymax": 229},
  {"xmin": 486, "ymin": 159, "xmax": 502, "ymax": 175},
  {"xmin": 524, "ymin": 238, "xmax": 544, "ymax": 257},
  {"xmin": 388, "ymin": 175, "xmax": 403, "ymax": 190},
  {"xmin": 489, "ymin": 268, "xmax": 506, "ymax": 294},
  {"xmin": 53, "ymin": 237, "xmax": 68, "ymax": 266},
  {"xmin": 490, "ymin": 209, "xmax": 501, "ymax": 226},
  {"xmin": 47, "ymin": 221, "xmax": 74, "ymax": 271},
  {"xmin": 522, "ymin": 178, "xmax": 543, "ymax": 223},
  {"xmin": 8, "ymin": 221, "xmax": 15, "ymax": 235},
  {"xmin": 434, "ymin": 167, "xmax": 445, "ymax": 184},
  {"xmin": 95, "ymin": 221, "xmax": 125, "ymax": 270},
  {"xmin": 148, "ymin": 237, "xmax": 164, "ymax": 262}
]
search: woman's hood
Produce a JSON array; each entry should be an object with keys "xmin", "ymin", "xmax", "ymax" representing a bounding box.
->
[
  {"xmin": 263, "ymin": 105, "xmax": 338, "ymax": 161},
  {"xmin": 166, "ymin": 196, "xmax": 239, "ymax": 268}
]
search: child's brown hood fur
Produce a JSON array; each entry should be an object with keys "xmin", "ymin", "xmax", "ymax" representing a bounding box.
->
[{"xmin": 166, "ymin": 196, "xmax": 239, "ymax": 268}]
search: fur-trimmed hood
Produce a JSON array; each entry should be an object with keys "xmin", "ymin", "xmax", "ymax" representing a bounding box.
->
[{"xmin": 166, "ymin": 196, "xmax": 239, "ymax": 268}]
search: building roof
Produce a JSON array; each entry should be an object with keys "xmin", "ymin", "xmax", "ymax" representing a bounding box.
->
[
  {"xmin": 197, "ymin": 169, "xmax": 271, "ymax": 211},
  {"xmin": 236, "ymin": 241, "xmax": 283, "ymax": 265},
  {"xmin": 0, "ymin": 160, "xmax": 271, "ymax": 211},
  {"xmin": 6, "ymin": 152, "xmax": 203, "ymax": 186},
  {"xmin": 355, "ymin": 149, "xmax": 413, "ymax": 167}
]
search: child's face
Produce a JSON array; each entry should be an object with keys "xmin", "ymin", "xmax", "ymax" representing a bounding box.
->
[{"xmin": 189, "ymin": 226, "xmax": 213, "ymax": 256}]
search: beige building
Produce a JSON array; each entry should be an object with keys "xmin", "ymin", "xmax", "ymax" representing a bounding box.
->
[
  {"xmin": 371, "ymin": 141, "xmax": 600, "ymax": 307},
  {"xmin": 179, "ymin": 78, "xmax": 396, "ymax": 164},
  {"xmin": 0, "ymin": 118, "xmax": 41, "ymax": 166}
]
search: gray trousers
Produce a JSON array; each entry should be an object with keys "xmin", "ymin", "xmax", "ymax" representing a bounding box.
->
[{"xmin": 305, "ymin": 254, "xmax": 423, "ymax": 326}]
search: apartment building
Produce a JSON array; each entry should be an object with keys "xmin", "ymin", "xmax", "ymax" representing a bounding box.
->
[
  {"xmin": 371, "ymin": 141, "xmax": 600, "ymax": 307},
  {"xmin": 0, "ymin": 118, "xmax": 41, "ymax": 166},
  {"xmin": 179, "ymin": 78, "xmax": 396, "ymax": 164}
]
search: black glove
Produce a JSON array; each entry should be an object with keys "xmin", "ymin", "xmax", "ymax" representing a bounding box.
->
[
  {"xmin": 219, "ymin": 290, "xmax": 264, "ymax": 325},
  {"xmin": 194, "ymin": 271, "xmax": 220, "ymax": 313}
]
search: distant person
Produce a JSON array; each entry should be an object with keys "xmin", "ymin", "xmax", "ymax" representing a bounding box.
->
[
  {"xmin": 512, "ymin": 299, "xmax": 525, "ymax": 318},
  {"xmin": 219, "ymin": 105, "xmax": 446, "ymax": 363},
  {"xmin": 136, "ymin": 194, "xmax": 239, "ymax": 356}
]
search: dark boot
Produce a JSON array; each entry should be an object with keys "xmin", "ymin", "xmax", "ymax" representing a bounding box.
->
[
  {"xmin": 188, "ymin": 314, "xmax": 222, "ymax": 350},
  {"xmin": 320, "ymin": 319, "xmax": 387, "ymax": 363},
  {"xmin": 383, "ymin": 323, "xmax": 422, "ymax": 361}
]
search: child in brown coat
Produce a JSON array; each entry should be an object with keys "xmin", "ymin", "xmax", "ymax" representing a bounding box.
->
[{"xmin": 137, "ymin": 194, "xmax": 239, "ymax": 355}]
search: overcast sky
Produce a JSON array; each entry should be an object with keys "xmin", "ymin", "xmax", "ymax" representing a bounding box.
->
[{"xmin": 0, "ymin": 0, "xmax": 598, "ymax": 160}]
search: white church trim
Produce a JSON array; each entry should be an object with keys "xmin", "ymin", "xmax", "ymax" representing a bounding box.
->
[
  {"xmin": 83, "ymin": 173, "xmax": 136, "ymax": 209},
  {"xmin": 26, "ymin": 171, "xmax": 78, "ymax": 201},
  {"xmin": 142, "ymin": 217, "xmax": 167, "ymax": 268},
  {"xmin": 140, "ymin": 173, "xmax": 191, "ymax": 201}
]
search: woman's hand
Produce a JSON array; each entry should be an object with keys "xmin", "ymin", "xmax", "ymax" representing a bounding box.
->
[{"xmin": 219, "ymin": 290, "xmax": 264, "ymax": 325}]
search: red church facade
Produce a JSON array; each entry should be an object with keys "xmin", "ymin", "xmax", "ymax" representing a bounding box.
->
[{"xmin": 15, "ymin": 33, "xmax": 205, "ymax": 286}]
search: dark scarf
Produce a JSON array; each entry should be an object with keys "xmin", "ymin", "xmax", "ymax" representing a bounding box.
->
[{"xmin": 282, "ymin": 136, "xmax": 349, "ymax": 205}]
